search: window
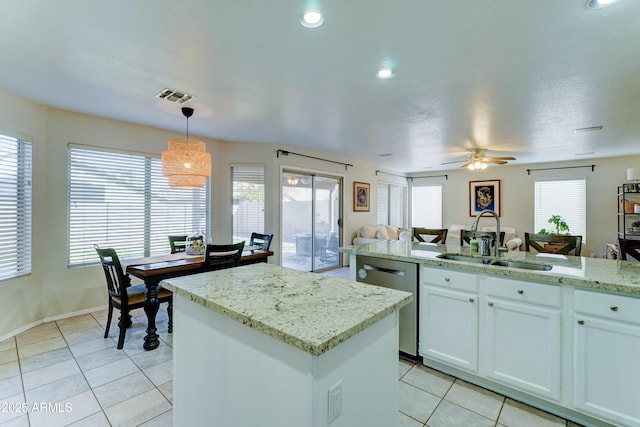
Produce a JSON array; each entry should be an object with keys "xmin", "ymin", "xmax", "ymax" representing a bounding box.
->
[
  {"xmin": 534, "ymin": 178, "xmax": 586, "ymax": 241},
  {"xmin": 0, "ymin": 134, "xmax": 32, "ymax": 280},
  {"xmin": 411, "ymin": 185, "xmax": 442, "ymax": 228},
  {"xmin": 232, "ymin": 165, "xmax": 265, "ymax": 242},
  {"xmin": 377, "ymin": 183, "xmax": 407, "ymax": 227},
  {"xmin": 68, "ymin": 146, "xmax": 210, "ymax": 266}
]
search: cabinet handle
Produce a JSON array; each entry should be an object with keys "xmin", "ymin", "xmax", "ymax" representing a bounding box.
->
[
  {"xmin": 488, "ymin": 302, "xmax": 494, "ymax": 307},
  {"xmin": 445, "ymin": 277, "xmax": 450, "ymax": 282},
  {"xmin": 469, "ymin": 298, "xmax": 474, "ymax": 303},
  {"xmin": 610, "ymin": 306, "xmax": 619, "ymax": 312},
  {"xmin": 517, "ymin": 289, "xmax": 524, "ymax": 294},
  {"xmin": 577, "ymin": 320, "xmax": 585, "ymax": 325}
]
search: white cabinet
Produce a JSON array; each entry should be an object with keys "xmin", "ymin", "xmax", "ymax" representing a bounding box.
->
[
  {"xmin": 420, "ymin": 267, "xmax": 478, "ymax": 372},
  {"xmin": 481, "ymin": 276, "xmax": 562, "ymax": 401},
  {"xmin": 573, "ymin": 289, "xmax": 640, "ymax": 426}
]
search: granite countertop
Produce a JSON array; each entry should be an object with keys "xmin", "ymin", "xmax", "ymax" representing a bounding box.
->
[
  {"xmin": 160, "ymin": 263, "xmax": 412, "ymax": 356},
  {"xmin": 341, "ymin": 240, "xmax": 640, "ymax": 295}
]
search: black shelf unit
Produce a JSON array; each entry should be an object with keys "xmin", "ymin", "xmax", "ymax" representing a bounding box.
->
[{"xmin": 618, "ymin": 184, "xmax": 640, "ymax": 241}]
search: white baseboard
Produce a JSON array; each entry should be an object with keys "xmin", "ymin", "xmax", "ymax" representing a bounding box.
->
[{"xmin": 0, "ymin": 305, "xmax": 108, "ymax": 342}]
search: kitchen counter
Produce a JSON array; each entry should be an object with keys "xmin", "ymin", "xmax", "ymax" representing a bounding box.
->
[
  {"xmin": 160, "ymin": 263, "xmax": 412, "ymax": 427},
  {"xmin": 341, "ymin": 240, "xmax": 640, "ymax": 295},
  {"xmin": 161, "ymin": 263, "xmax": 411, "ymax": 356}
]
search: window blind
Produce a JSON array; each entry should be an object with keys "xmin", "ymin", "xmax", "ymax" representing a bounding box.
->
[
  {"xmin": 0, "ymin": 134, "xmax": 32, "ymax": 280},
  {"xmin": 232, "ymin": 165, "xmax": 265, "ymax": 242},
  {"xmin": 68, "ymin": 147, "xmax": 210, "ymax": 266},
  {"xmin": 411, "ymin": 185, "xmax": 443, "ymax": 228},
  {"xmin": 377, "ymin": 183, "xmax": 389, "ymax": 224},
  {"xmin": 534, "ymin": 179, "xmax": 586, "ymax": 241},
  {"xmin": 377, "ymin": 182, "xmax": 407, "ymax": 227}
]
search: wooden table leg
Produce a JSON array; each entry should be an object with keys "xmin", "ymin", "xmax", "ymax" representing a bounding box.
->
[{"xmin": 143, "ymin": 279, "xmax": 160, "ymax": 351}]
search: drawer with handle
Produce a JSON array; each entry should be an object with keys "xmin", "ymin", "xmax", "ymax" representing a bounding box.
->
[
  {"xmin": 422, "ymin": 266, "xmax": 478, "ymax": 292},
  {"xmin": 574, "ymin": 289, "xmax": 640, "ymax": 324}
]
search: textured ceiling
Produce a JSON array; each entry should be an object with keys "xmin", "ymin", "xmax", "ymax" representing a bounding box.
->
[{"xmin": 1, "ymin": 1, "xmax": 639, "ymax": 172}]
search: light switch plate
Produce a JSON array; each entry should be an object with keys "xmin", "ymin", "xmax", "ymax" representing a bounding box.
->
[{"xmin": 328, "ymin": 380, "xmax": 343, "ymax": 422}]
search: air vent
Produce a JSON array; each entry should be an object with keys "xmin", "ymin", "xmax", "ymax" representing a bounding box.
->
[{"xmin": 155, "ymin": 88, "xmax": 194, "ymax": 104}]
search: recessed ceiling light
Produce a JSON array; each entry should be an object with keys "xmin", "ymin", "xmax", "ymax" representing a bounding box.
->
[
  {"xmin": 299, "ymin": 10, "xmax": 323, "ymax": 28},
  {"xmin": 376, "ymin": 67, "xmax": 396, "ymax": 79},
  {"xmin": 587, "ymin": 0, "xmax": 621, "ymax": 9}
]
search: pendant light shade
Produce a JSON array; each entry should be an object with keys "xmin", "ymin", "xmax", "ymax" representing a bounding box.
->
[{"xmin": 161, "ymin": 107, "xmax": 211, "ymax": 188}]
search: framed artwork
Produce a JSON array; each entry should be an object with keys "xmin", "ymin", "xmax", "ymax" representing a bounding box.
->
[
  {"xmin": 469, "ymin": 180, "xmax": 500, "ymax": 216},
  {"xmin": 353, "ymin": 181, "xmax": 370, "ymax": 212}
]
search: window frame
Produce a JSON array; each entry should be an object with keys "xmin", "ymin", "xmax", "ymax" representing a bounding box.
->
[
  {"xmin": 68, "ymin": 144, "xmax": 211, "ymax": 267},
  {"xmin": 0, "ymin": 134, "xmax": 32, "ymax": 281},
  {"xmin": 534, "ymin": 177, "xmax": 586, "ymax": 242},
  {"xmin": 231, "ymin": 164, "xmax": 266, "ymax": 243}
]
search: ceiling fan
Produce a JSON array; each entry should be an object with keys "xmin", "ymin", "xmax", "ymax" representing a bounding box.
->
[{"xmin": 441, "ymin": 148, "xmax": 516, "ymax": 170}]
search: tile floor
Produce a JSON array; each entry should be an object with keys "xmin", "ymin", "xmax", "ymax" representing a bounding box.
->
[{"xmin": 0, "ymin": 267, "xmax": 579, "ymax": 426}]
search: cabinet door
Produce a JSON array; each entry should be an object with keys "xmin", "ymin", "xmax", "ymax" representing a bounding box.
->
[
  {"xmin": 573, "ymin": 315, "xmax": 640, "ymax": 426},
  {"xmin": 420, "ymin": 284, "xmax": 478, "ymax": 372},
  {"xmin": 484, "ymin": 298, "xmax": 561, "ymax": 400}
]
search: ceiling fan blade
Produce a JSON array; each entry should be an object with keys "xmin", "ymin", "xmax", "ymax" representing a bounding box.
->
[
  {"xmin": 460, "ymin": 160, "xmax": 472, "ymax": 168},
  {"xmin": 440, "ymin": 159, "xmax": 467, "ymax": 165},
  {"xmin": 486, "ymin": 156, "xmax": 516, "ymax": 161},
  {"xmin": 485, "ymin": 159, "xmax": 508, "ymax": 165}
]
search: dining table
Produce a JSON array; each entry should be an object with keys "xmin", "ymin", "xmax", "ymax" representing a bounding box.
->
[{"xmin": 125, "ymin": 246, "xmax": 273, "ymax": 350}]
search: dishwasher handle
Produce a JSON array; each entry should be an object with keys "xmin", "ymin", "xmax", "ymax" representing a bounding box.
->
[{"xmin": 361, "ymin": 263, "xmax": 406, "ymax": 277}]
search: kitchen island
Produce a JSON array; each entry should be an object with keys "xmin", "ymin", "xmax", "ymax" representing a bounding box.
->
[
  {"xmin": 160, "ymin": 263, "xmax": 412, "ymax": 427},
  {"xmin": 341, "ymin": 241, "xmax": 640, "ymax": 427}
]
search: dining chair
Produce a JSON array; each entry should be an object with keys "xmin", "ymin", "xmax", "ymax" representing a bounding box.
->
[
  {"xmin": 460, "ymin": 230, "xmax": 505, "ymax": 247},
  {"xmin": 524, "ymin": 233, "xmax": 583, "ymax": 256},
  {"xmin": 617, "ymin": 237, "xmax": 640, "ymax": 261},
  {"xmin": 413, "ymin": 228, "xmax": 448, "ymax": 244},
  {"xmin": 203, "ymin": 241, "xmax": 245, "ymax": 272},
  {"xmin": 168, "ymin": 235, "xmax": 188, "ymax": 254},
  {"xmin": 249, "ymin": 232, "xmax": 274, "ymax": 250},
  {"xmin": 94, "ymin": 245, "xmax": 173, "ymax": 349}
]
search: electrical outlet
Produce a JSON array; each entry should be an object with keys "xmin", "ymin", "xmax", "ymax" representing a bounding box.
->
[{"xmin": 328, "ymin": 380, "xmax": 343, "ymax": 422}]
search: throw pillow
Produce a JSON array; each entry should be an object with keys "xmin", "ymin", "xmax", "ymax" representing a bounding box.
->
[
  {"xmin": 359, "ymin": 225, "xmax": 378, "ymax": 239},
  {"xmin": 384, "ymin": 225, "xmax": 399, "ymax": 240}
]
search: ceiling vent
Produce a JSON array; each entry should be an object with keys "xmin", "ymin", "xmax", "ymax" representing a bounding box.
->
[{"xmin": 155, "ymin": 88, "xmax": 194, "ymax": 104}]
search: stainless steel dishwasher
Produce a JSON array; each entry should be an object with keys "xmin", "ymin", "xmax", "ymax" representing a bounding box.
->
[{"xmin": 355, "ymin": 255, "xmax": 418, "ymax": 358}]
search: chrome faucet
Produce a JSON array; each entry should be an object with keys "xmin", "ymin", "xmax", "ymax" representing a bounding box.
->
[{"xmin": 470, "ymin": 209, "xmax": 501, "ymax": 260}]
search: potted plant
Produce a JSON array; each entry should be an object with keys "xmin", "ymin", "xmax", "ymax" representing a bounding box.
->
[
  {"xmin": 538, "ymin": 215, "xmax": 570, "ymax": 235},
  {"xmin": 632, "ymin": 220, "xmax": 640, "ymax": 233}
]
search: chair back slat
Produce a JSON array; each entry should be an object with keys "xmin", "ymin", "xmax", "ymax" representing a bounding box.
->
[
  {"xmin": 524, "ymin": 233, "xmax": 582, "ymax": 256},
  {"xmin": 618, "ymin": 237, "xmax": 640, "ymax": 261},
  {"xmin": 203, "ymin": 241, "xmax": 245, "ymax": 272},
  {"xmin": 249, "ymin": 233, "xmax": 273, "ymax": 250},
  {"xmin": 413, "ymin": 228, "xmax": 448, "ymax": 243},
  {"xmin": 94, "ymin": 245, "xmax": 131, "ymax": 303}
]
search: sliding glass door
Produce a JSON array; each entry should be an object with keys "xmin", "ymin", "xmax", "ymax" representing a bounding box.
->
[{"xmin": 281, "ymin": 170, "xmax": 342, "ymax": 272}]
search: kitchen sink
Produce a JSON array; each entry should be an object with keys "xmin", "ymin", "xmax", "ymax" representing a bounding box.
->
[
  {"xmin": 436, "ymin": 253, "xmax": 491, "ymax": 264},
  {"xmin": 490, "ymin": 260, "xmax": 553, "ymax": 271},
  {"xmin": 436, "ymin": 253, "xmax": 552, "ymax": 271}
]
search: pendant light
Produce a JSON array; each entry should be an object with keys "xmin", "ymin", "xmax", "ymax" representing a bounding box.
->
[{"xmin": 161, "ymin": 107, "xmax": 211, "ymax": 188}]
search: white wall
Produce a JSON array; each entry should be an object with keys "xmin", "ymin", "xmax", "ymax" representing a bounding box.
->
[{"xmin": 0, "ymin": 87, "xmax": 633, "ymax": 338}]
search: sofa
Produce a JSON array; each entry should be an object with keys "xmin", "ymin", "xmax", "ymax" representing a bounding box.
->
[{"xmin": 352, "ymin": 224, "xmax": 412, "ymax": 245}]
